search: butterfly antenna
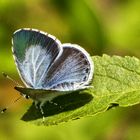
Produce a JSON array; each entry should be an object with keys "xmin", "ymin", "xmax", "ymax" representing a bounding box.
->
[
  {"xmin": 1, "ymin": 95, "xmax": 22, "ymax": 114},
  {"xmin": 2, "ymin": 72, "xmax": 20, "ymax": 86}
]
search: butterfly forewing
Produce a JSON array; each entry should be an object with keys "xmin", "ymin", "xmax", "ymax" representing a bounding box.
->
[{"xmin": 12, "ymin": 29, "xmax": 62, "ymax": 88}]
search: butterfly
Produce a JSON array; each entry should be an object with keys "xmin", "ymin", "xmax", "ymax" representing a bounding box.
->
[{"xmin": 12, "ymin": 28, "xmax": 94, "ymax": 115}]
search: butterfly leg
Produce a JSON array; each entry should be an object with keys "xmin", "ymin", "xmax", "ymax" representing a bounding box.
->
[
  {"xmin": 34, "ymin": 101, "xmax": 39, "ymax": 109},
  {"xmin": 49, "ymin": 101, "xmax": 62, "ymax": 109},
  {"xmin": 39, "ymin": 102, "xmax": 45, "ymax": 123},
  {"xmin": 34, "ymin": 101, "xmax": 45, "ymax": 123},
  {"xmin": 49, "ymin": 101, "xmax": 58, "ymax": 106}
]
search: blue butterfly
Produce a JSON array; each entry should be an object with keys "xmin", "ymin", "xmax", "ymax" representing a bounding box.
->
[{"xmin": 12, "ymin": 28, "xmax": 94, "ymax": 115}]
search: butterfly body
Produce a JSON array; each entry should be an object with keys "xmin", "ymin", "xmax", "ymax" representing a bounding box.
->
[
  {"xmin": 12, "ymin": 28, "xmax": 94, "ymax": 110},
  {"xmin": 15, "ymin": 87, "xmax": 68, "ymax": 103}
]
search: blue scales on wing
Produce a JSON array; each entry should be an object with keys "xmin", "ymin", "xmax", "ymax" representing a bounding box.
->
[{"xmin": 12, "ymin": 29, "xmax": 62, "ymax": 88}]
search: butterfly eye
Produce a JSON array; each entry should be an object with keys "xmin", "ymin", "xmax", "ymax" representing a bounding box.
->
[{"xmin": 22, "ymin": 94, "xmax": 30, "ymax": 99}]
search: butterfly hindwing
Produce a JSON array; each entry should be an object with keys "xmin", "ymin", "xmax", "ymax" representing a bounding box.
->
[
  {"xmin": 42, "ymin": 44, "xmax": 94, "ymax": 91},
  {"xmin": 12, "ymin": 29, "xmax": 62, "ymax": 88}
]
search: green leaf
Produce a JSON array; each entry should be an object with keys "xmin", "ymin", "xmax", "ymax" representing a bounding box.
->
[{"xmin": 21, "ymin": 54, "xmax": 140, "ymax": 126}]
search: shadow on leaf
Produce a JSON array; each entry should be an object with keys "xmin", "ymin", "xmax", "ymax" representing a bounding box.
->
[
  {"xmin": 21, "ymin": 91, "xmax": 93, "ymax": 121},
  {"xmin": 107, "ymin": 103, "xmax": 119, "ymax": 110}
]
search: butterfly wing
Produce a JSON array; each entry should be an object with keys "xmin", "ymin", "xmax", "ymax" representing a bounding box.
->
[
  {"xmin": 12, "ymin": 29, "xmax": 62, "ymax": 88},
  {"xmin": 42, "ymin": 44, "xmax": 94, "ymax": 91}
]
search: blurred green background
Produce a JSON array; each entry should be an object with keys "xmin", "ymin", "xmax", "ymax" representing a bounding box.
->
[{"xmin": 0, "ymin": 0, "xmax": 140, "ymax": 140}]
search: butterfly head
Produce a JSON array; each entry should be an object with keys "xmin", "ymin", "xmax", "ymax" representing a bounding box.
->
[{"xmin": 14, "ymin": 86, "xmax": 31, "ymax": 99}]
